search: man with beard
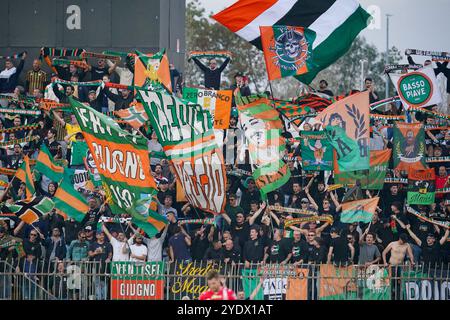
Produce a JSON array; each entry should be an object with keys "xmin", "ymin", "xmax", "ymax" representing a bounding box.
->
[
  {"xmin": 222, "ymin": 202, "xmax": 266, "ymax": 250},
  {"xmin": 264, "ymin": 229, "xmax": 292, "ymax": 264},
  {"xmin": 80, "ymin": 196, "xmax": 102, "ymax": 231},
  {"xmin": 191, "ymin": 57, "xmax": 230, "ymax": 90}
]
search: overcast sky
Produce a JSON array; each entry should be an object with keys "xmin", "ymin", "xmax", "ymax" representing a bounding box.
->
[{"xmin": 192, "ymin": 0, "xmax": 450, "ymax": 64}]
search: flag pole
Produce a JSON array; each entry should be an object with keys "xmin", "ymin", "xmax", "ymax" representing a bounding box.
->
[{"xmin": 0, "ymin": 176, "xmax": 17, "ymax": 203}]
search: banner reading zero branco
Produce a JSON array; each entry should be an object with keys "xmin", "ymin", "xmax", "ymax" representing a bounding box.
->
[
  {"xmin": 390, "ymin": 66, "xmax": 442, "ymax": 110},
  {"xmin": 183, "ymin": 87, "xmax": 232, "ymax": 129}
]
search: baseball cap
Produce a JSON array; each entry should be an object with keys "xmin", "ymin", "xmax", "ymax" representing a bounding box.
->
[
  {"xmin": 330, "ymin": 227, "xmax": 338, "ymax": 234},
  {"xmin": 84, "ymin": 226, "xmax": 92, "ymax": 231},
  {"xmin": 88, "ymin": 89, "xmax": 96, "ymax": 94},
  {"xmin": 301, "ymin": 198, "xmax": 309, "ymax": 203},
  {"xmin": 159, "ymin": 177, "xmax": 169, "ymax": 184}
]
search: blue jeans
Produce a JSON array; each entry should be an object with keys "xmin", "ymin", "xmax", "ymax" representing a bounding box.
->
[
  {"xmin": 94, "ymin": 277, "xmax": 107, "ymax": 300},
  {"xmin": 22, "ymin": 277, "xmax": 37, "ymax": 300},
  {"xmin": 409, "ymin": 244, "xmax": 422, "ymax": 263}
]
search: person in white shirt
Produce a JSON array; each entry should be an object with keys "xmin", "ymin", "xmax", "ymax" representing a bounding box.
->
[
  {"xmin": 102, "ymin": 223, "xmax": 130, "ymax": 261},
  {"xmin": 128, "ymin": 233, "xmax": 148, "ymax": 263},
  {"xmin": 128, "ymin": 221, "xmax": 167, "ymax": 262}
]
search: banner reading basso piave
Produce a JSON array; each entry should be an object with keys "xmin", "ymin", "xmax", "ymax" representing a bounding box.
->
[
  {"xmin": 136, "ymin": 89, "xmax": 227, "ymax": 215},
  {"xmin": 69, "ymin": 97, "xmax": 158, "ymax": 213}
]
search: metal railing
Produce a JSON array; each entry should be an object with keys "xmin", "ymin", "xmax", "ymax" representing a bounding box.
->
[{"xmin": 0, "ymin": 259, "xmax": 448, "ymax": 300}]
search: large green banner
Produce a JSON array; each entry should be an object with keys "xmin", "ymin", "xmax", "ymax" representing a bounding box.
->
[
  {"xmin": 299, "ymin": 131, "xmax": 333, "ymax": 171},
  {"xmin": 69, "ymin": 98, "xmax": 158, "ymax": 214},
  {"xmin": 136, "ymin": 89, "xmax": 227, "ymax": 215}
]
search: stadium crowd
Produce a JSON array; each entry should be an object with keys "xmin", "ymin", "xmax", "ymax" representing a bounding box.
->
[{"xmin": 0, "ymin": 50, "xmax": 449, "ymax": 301}]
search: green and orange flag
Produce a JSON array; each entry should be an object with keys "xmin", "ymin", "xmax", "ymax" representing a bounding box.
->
[
  {"xmin": 136, "ymin": 89, "xmax": 227, "ymax": 215},
  {"xmin": 14, "ymin": 155, "xmax": 35, "ymax": 200},
  {"xmin": 260, "ymin": 25, "xmax": 316, "ymax": 81},
  {"xmin": 334, "ymin": 149, "xmax": 392, "ymax": 190},
  {"xmin": 341, "ymin": 197, "xmax": 380, "ymax": 224},
  {"xmin": 126, "ymin": 197, "xmax": 167, "ymax": 238},
  {"xmin": 134, "ymin": 49, "xmax": 172, "ymax": 93},
  {"xmin": 35, "ymin": 144, "xmax": 64, "ymax": 183},
  {"xmin": 393, "ymin": 122, "xmax": 426, "ymax": 172},
  {"xmin": 315, "ymin": 91, "xmax": 370, "ymax": 172},
  {"xmin": 237, "ymin": 97, "xmax": 290, "ymax": 199},
  {"xmin": 68, "ymin": 97, "xmax": 159, "ymax": 216}
]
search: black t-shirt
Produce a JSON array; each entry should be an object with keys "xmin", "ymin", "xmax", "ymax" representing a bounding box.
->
[
  {"xmin": 267, "ymin": 239, "xmax": 290, "ymax": 263},
  {"xmin": 243, "ymin": 238, "xmax": 265, "ymax": 263},
  {"xmin": 421, "ymin": 242, "xmax": 442, "ymax": 265},
  {"xmin": 230, "ymin": 221, "xmax": 250, "ymax": 249},
  {"xmin": 190, "ymin": 235, "xmax": 210, "ymax": 261},
  {"xmin": 223, "ymin": 247, "xmax": 241, "ymax": 262},
  {"xmin": 89, "ymin": 241, "xmax": 112, "ymax": 262},
  {"xmin": 81, "ymin": 208, "xmax": 102, "ymax": 230},
  {"xmin": 330, "ymin": 236, "xmax": 350, "ymax": 264},
  {"xmin": 290, "ymin": 239, "xmax": 307, "ymax": 262},
  {"xmin": 309, "ymin": 246, "xmax": 328, "ymax": 264}
]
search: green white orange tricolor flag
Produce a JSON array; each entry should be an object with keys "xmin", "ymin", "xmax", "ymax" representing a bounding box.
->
[
  {"xmin": 35, "ymin": 144, "xmax": 64, "ymax": 183},
  {"xmin": 53, "ymin": 169, "xmax": 89, "ymax": 222}
]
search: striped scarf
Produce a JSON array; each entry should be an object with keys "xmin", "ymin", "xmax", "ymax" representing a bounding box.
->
[
  {"xmin": 40, "ymin": 47, "xmax": 85, "ymax": 58},
  {"xmin": 409, "ymin": 106, "xmax": 450, "ymax": 120},
  {"xmin": 0, "ymin": 168, "xmax": 17, "ymax": 176},
  {"xmin": 0, "ymin": 94, "xmax": 37, "ymax": 106},
  {"xmin": 178, "ymin": 218, "xmax": 216, "ymax": 226},
  {"xmin": 53, "ymin": 79, "xmax": 103, "ymax": 87},
  {"xmin": 0, "ymin": 108, "xmax": 41, "ymax": 116},
  {"xmin": 369, "ymin": 96, "xmax": 401, "ymax": 111},
  {"xmin": 188, "ymin": 51, "xmax": 233, "ymax": 60},
  {"xmin": 0, "ymin": 124, "xmax": 39, "ymax": 133},
  {"xmin": 0, "ymin": 136, "xmax": 34, "ymax": 147},
  {"xmin": 406, "ymin": 206, "xmax": 449, "ymax": 230},
  {"xmin": 52, "ymin": 59, "xmax": 89, "ymax": 69}
]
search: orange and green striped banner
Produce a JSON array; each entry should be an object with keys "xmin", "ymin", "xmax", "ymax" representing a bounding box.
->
[
  {"xmin": 260, "ymin": 25, "xmax": 316, "ymax": 81},
  {"xmin": 35, "ymin": 144, "xmax": 64, "ymax": 183},
  {"xmin": 53, "ymin": 170, "xmax": 89, "ymax": 222}
]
